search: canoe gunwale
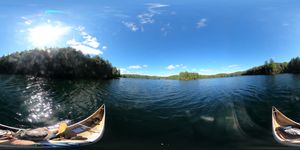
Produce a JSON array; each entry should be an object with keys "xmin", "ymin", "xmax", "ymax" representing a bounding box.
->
[
  {"xmin": 0, "ymin": 123, "xmax": 24, "ymax": 131},
  {"xmin": 69, "ymin": 105, "xmax": 105, "ymax": 129}
]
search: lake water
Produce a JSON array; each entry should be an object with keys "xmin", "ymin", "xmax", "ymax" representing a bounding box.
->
[{"xmin": 1, "ymin": 74, "xmax": 300, "ymax": 150}]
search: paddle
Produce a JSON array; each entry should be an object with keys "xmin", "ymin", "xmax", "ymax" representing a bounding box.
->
[{"xmin": 56, "ymin": 122, "xmax": 68, "ymax": 136}]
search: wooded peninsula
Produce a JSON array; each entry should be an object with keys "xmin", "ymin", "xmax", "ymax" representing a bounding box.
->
[{"xmin": 0, "ymin": 48, "xmax": 120, "ymax": 79}]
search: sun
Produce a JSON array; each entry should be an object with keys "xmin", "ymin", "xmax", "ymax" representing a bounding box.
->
[{"xmin": 28, "ymin": 24, "xmax": 70, "ymax": 47}]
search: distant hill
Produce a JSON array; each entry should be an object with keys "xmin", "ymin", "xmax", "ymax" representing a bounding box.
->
[{"xmin": 0, "ymin": 47, "xmax": 120, "ymax": 79}]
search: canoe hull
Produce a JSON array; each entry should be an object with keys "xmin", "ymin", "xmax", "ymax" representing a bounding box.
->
[
  {"xmin": 272, "ymin": 106, "xmax": 300, "ymax": 147},
  {"xmin": 0, "ymin": 104, "xmax": 105, "ymax": 148}
]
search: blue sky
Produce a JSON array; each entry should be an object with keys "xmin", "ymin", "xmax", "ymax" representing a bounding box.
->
[{"xmin": 0, "ymin": 0, "xmax": 300, "ymax": 75}]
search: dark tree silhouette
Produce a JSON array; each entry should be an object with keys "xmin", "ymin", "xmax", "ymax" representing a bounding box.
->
[
  {"xmin": 288, "ymin": 57, "xmax": 300, "ymax": 74},
  {"xmin": 243, "ymin": 59, "xmax": 288, "ymax": 75},
  {"xmin": 0, "ymin": 47, "xmax": 120, "ymax": 79}
]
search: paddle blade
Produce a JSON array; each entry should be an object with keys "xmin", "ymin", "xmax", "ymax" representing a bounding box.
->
[{"xmin": 57, "ymin": 122, "xmax": 68, "ymax": 135}]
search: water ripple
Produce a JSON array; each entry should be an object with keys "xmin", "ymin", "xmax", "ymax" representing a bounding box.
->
[{"xmin": 0, "ymin": 74, "xmax": 300, "ymax": 149}]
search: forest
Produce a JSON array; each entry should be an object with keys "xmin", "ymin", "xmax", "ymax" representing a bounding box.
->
[
  {"xmin": 243, "ymin": 57, "xmax": 300, "ymax": 75},
  {"xmin": 123, "ymin": 71, "xmax": 242, "ymax": 80},
  {"xmin": 1, "ymin": 48, "xmax": 300, "ymax": 80},
  {"xmin": 0, "ymin": 48, "xmax": 120, "ymax": 79},
  {"xmin": 123, "ymin": 57, "xmax": 300, "ymax": 80}
]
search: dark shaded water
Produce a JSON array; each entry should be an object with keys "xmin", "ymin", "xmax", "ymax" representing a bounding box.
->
[{"xmin": 1, "ymin": 74, "xmax": 300, "ymax": 149}]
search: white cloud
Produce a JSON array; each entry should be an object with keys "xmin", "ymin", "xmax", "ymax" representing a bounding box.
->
[
  {"xmin": 166, "ymin": 64, "xmax": 186, "ymax": 70},
  {"xmin": 138, "ymin": 3, "xmax": 169, "ymax": 25},
  {"xmin": 167, "ymin": 65, "xmax": 176, "ymax": 70},
  {"xmin": 82, "ymin": 35, "xmax": 99, "ymax": 48},
  {"xmin": 25, "ymin": 20, "xmax": 32, "ymax": 25},
  {"xmin": 227, "ymin": 64, "xmax": 240, "ymax": 69},
  {"xmin": 66, "ymin": 39, "xmax": 102, "ymax": 55},
  {"xmin": 122, "ymin": 3, "xmax": 169, "ymax": 32},
  {"xmin": 197, "ymin": 18, "xmax": 207, "ymax": 28},
  {"xmin": 128, "ymin": 65, "xmax": 142, "ymax": 69},
  {"xmin": 122, "ymin": 21, "xmax": 139, "ymax": 32},
  {"xmin": 67, "ymin": 27, "xmax": 103, "ymax": 55},
  {"xmin": 21, "ymin": 16, "xmax": 32, "ymax": 25},
  {"xmin": 119, "ymin": 68, "xmax": 129, "ymax": 74},
  {"xmin": 128, "ymin": 65, "xmax": 148, "ymax": 69},
  {"xmin": 119, "ymin": 68, "xmax": 147, "ymax": 74},
  {"xmin": 102, "ymin": 46, "xmax": 108, "ymax": 50},
  {"xmin": 138, "ymin": 13, "xmax": 155, "ymax": 24},
  {"xmin": 146, "ymin": 3, "xmax": 169, "ymax": 13},
  {"xmin": 78, "ymin": 27, "xmax": 100, "ymax": 49}
]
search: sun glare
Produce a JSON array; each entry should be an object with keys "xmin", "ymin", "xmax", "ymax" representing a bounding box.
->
[{"xmin": 28, "ymin": 24, "xmax": 70, "ymax": 47}]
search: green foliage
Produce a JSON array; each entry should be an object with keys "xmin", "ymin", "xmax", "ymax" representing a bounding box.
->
[
  {"xmin": 288, "ymin": 57, "xmax": 300, "ymax": 74},
  {"xmin": 122, "ymin": 57, "xmax": 300, "ymax": 80},
  {"xmin": 243, "ymin": 59, "xmax": 288, "ymax": 75},
  {"xmin": 166, "ymin": 72, "xmax": 199, "ymax": 80},
  {"xmin": 122, "ymin": 71, "xmax": 243, "ymax": 80},
  {"xmin": 178, "ymin": 72, "xmax": 199, "ymax": 80},
  {"xmin": 0, "ymin": 47, "xmax": 120, "ymax": 79},
  {"xmin": 166, "ymin": 72, "xmax": 243, "ymax": 80},
  {"xmin": 122, "ymin": 74, "xmax": 163, "ymax": 79}
]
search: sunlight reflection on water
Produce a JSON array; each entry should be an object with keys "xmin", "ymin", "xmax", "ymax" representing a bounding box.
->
[
  {"xmin": 1, "ymin": 75, "xmax": 300, "ymax": 149},
  {"xmin": 23, "ymin": 77, "xmax": 54, "ymax": 123}
]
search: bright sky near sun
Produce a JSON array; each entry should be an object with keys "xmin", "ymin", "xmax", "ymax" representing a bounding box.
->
[{"xmin": 0, "ymin": 0, "xmax": 300, "ymax": 76}]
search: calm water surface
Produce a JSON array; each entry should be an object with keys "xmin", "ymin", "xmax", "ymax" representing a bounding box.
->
[{"xmin": 1, "ymin": 74, "xmax": 300, "ymax": 150}]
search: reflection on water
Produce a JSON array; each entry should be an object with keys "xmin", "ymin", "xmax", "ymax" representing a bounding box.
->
[
  {"xmin": 200, "ymin": 116, "xmax": 214, "ymax": 122},
  {"xmin": 24, "ymin": 76, "xmax": 54, "ymax": 123},
  {"xmin": 0, "ymin": 74, "xmax": 300, "ymax": 149},
  {"xmin": 0, "ymin": 75, "xmax": 105, "ymax": 127}
]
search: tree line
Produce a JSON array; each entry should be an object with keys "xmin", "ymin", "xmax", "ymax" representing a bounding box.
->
[
  {"xmin": 123, "ymin": 57, "xmax": 300, "ymax": 80},
  {"xmin": 243, "ymin": 57, "xmax": 300, "ymax": 75},
  {"xmin": 122, "ymin": 71, "xmax": 242, "ymax": 80},
  {"xmin": 0, "ymin": 47, "xmax": 120, "ymax": 79}
]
